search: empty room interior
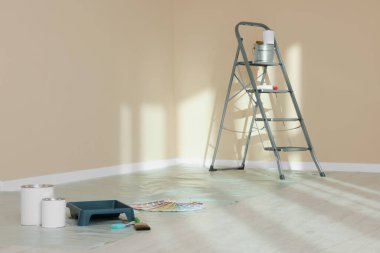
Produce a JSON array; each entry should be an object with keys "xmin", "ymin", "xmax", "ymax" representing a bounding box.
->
[{"xmin": 1, "ymin": 0, "xmax": 380, "ymax": 252}]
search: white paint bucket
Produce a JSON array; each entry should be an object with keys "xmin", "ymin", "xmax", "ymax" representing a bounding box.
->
[
  {"xmin": 20, "ymin": 184, "xmax": 54, "ymax": 226},
  {"xmin": 41, "ymin": 198, "xmax": 66, "ymax": 228}
]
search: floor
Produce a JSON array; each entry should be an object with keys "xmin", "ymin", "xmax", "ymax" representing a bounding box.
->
[{"xmin": 1, "ymin": 165, "xmax": 380, "ymax": 253}]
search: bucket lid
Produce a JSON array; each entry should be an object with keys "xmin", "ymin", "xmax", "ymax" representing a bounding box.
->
[
  {"xmin": 21, "ymin": 184, "xmax": 54, "ymax": 188},
  {"xmin": 42, "ymin": 197, "xmax": 65, "ymax": 201}
]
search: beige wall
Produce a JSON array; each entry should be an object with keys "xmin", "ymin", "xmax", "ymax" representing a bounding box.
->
[
  {"xmin": 1, "ymin": 0, "xmax": 380, "ymax": 180},
  {"xmin": 173, "ymin": 0, "xmax": 380, "ymax": 164},
  {"xmin": 0, "ymin": 0, "xmax": 176, "ymax": 180}
]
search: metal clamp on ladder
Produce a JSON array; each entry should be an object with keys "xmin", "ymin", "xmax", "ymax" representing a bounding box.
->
[{"xmin": 209, "ymin": 21, "xmax": 326, "ymax": 180}]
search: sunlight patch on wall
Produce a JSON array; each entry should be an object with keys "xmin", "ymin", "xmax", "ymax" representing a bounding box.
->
[
  {"xmin": 140, "ymin": 104, "xmax": 166, "ymax": 160},
  {"xmin": 286, "ymin": 43, "xmax": 303, "ymax": 114},
  {"xmin": 120, "ymin": 103, "xmax": 132, "ymax": 163},
  {"xmin": 285, "ymin": 43, "xmax": 303, "ymax": 161},
  {"xmin": 178, "ymin": 88, "xmax": 215, "ymax": 158}
]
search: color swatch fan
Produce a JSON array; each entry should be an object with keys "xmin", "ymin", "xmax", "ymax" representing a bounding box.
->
[{"xmin": 131, "ymin": 200, "xmax": 205, "ymax": 212}]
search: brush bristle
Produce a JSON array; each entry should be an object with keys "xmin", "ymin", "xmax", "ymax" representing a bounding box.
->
[{"xmin": 134, "ymin": 222, "xmax": 151, "ymax": 231}]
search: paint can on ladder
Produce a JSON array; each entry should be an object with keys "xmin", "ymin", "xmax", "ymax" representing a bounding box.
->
[{"xmin": 253, "ymin": 30, "xmax": 275, "ymax": 64}]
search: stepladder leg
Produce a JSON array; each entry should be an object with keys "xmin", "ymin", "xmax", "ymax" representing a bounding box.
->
[
  {"xmin": 209, "ymin": 165, "xmax": 217, "ymax": 172},
  {"xmin": 309, "ymin": 149, "xmax": 326, "ymax": 177},
  {"xmin": 240, "ymin": 105, "xmax": 258, "ymax": 170},
  {"xmin": 274, "ymin": 152, "xmax": 285, "ymax": 180},
  {"xmin": 276, "ymin": 158, "xmax": 285, "ymax": 180}
]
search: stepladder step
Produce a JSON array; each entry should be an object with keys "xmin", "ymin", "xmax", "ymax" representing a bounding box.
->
[{"xmin": 264, "ymin": 147, "xmax": 310, "ymax": 152}]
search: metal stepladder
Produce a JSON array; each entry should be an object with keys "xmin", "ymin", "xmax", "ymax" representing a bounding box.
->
[{"xmin": 209, "ymin": 21, "xmax": 326, "ymax": 180}]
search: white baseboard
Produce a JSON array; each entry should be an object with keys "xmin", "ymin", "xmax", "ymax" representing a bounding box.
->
[
  {"xmin": 0, "ymin": 159, "xmax": 178, "ymax": 192},
  {"xmin": 1, "ymin": 158, "xmax": 379, "ymax": 191}
]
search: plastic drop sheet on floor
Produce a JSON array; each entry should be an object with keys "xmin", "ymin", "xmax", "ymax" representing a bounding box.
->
[
  {"xmin": 0, "ymin": 166, "xmax": 301, "ymax": 251},
  {"xmin": 0, "ymin": 166, "xmax": 380, "ymax": 253}
]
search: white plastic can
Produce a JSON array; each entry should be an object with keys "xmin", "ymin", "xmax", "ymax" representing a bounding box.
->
[{"xmin": 263, "ymin": 30, "xmax": 275, "ymax": 44}]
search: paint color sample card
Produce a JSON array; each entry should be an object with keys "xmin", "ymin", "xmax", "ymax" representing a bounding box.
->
[{"xmin": 131, "ymin": 200, "xmax": 205, "ymax": 212}]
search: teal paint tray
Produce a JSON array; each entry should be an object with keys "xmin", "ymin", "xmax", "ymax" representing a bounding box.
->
[{"xmin": 67, "ymin": 200, "xmax": 135, "ymax": 226}]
